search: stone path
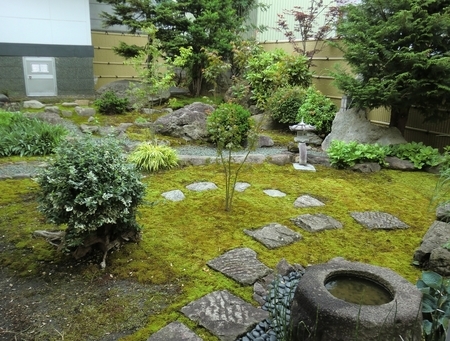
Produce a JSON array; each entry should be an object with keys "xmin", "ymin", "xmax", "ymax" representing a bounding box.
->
[{"xmin": 147, "ymin": 181, "xmax": 410, "ymax": 341}]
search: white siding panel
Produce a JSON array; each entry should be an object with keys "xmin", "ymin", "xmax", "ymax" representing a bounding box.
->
[{"xmin": 0, "ymin": 0, "xmax": 91, "ymax": 45}]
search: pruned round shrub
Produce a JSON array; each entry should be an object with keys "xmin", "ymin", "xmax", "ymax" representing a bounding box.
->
[
  {"xmin": 94, "ymin": 91, "xmax": 129, "ymax": 115},
  {"xmin": 267, "ymin": 86, "xmax": 307, "ymax": 125},
  {"xmin": 129, "ymin": 142, "xmax": 179, "ymax": 172},
  {"xmin": 36, "ymin": 137, "xmax": 145, "ymax": 262},
  {"xmin": 206, "ymin": 103, "xmax": 254, "ymax": 150},
  {"xmin": 297, "ymin": 86, "xmax": 337, "ymax": 135}
]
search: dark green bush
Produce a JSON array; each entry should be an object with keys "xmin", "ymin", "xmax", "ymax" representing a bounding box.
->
[
  {"xmin": 36, "ymin": 137, "xmax": 146, "ymax": 259},
  {"xmin": 387, "ymin": 142, "xmax": 441, "ymax": 169},
  {"xmin": 0, "ymin": 112, "xmax": 67, "ymax": 157},
  {"xmin": 267, "ymin": 86, "xmax": 307, "ymax": 125},
  {"xmin": 327, "ymin": 140, "xmax": 388, "ymax": 168},
  {"xmin": 207, "ymin": 103, "xmax": 254, "ymax": 150},
  {"xmin": 94, "ymin": 91, "xmax": 129, "ymax": 115},
  {"xmin": 297, "ymin": 86, "xmax": 337, "ymax": 135}
]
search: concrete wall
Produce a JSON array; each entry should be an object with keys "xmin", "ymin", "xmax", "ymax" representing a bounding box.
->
[{"xmin": 0, "ymin": 0, "xmax": 94, "ymax": 99}]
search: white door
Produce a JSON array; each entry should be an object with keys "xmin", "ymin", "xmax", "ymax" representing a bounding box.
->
[{"xmin": 23, "ymin": 57, "xmax": 57, "ymax": 96}]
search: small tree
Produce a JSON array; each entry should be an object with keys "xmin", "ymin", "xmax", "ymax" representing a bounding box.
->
[
  {"xmin": 333, "ymin": 0, "xmax": 450, "ymax": 134},
  {"xmin": 276, "ymin": 0, "xmax": 342, "ymax": 67},
  {"xmin": 207, "ymin": 103, "xmax": 257, "ymax": 211},
  {"xmin": 36, "ymin": 137, "xmax": 146, "ymax": 268}
]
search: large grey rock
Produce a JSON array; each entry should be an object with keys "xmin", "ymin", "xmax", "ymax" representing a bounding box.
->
[
  {"xmin": 351, "ymin": 211, "xmax": 409, "ymax": 230},
  {"xmin": 244, "ymin": 223, "xmax": 302, "ymax": 249},
  {"xmin": 24, "ymin": 112, "xmax": 63, "ymax": 125},
  {"xmin": 267, "ymin": 153, "xmax": 293, "ymax": 166},
  {"xmin": 75, "ymin": 106, "xmax": 95, "ymax": 117},
  {"xmin": 436, "ymin": 203, "xmax": 450, "ymax": 222},
  {"xmin": 161, "ymin": 189, "xmax": 185, "ymax": 202},
  {"xmin": 385, "ymin": 156, "xmax": 415, "ymax": 170},
  {"xmin": 322, "ymin": 108, "xmax": 407, "ymax": 150},
  {"xmin": 257, "ymin": 135, "xmax": 274, "ymax": 147},
  {"xmin": 291, "ymin": 213, "xmax": 343, "ymax": 232},
  {"xmin": 351, "ymin": 162, "xmax": 381, "ymax": 173},
  {"xmin": 44, "ymin": 106, "xmax": 60, "ymax": 114},
  {"xmin": 23, "ymin": 100, "xmax": 44, "ymax": 109},
  {"xmin": 147, "ymin": 321, "xmax": 202, "ymax": 341},
  {"xmin": 153, "ymin": 102, "xmax": 214, "ymax": 141},
  {"xmin": 0, "ymin": 94, "xmax": 10, "ymax": 103},
  {"xmin": 414, "ymin": 220, "xmax": 450, "ymax": 275},
  {"xmin": 207, "ymin": 248, "xmax": 272, "ymax": 285},
  {"xmin": 181, "ymin": 290, "xmax": 268, "ymax": 341}
]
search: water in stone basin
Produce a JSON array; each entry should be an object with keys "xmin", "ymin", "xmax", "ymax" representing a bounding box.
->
[{"xmin": 325, "ymin": 275, "xmax": 392, "ymax": 305}]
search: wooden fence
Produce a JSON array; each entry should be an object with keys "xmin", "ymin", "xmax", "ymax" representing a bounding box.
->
[{"xmin": 91, "ymin": 32, "xmax": 450, "ymax": 150}]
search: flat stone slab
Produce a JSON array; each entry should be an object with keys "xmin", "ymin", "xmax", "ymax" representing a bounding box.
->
[
  {"xmin": 293, "ymin": 195, "xmax": 325, "ymax": 208},
  {"xmin": 147, "ymin": 321, "xmax": 202, "ymax": 341},
  {"xmin": 293, "ymin": 163, "xmax": 316, "ymax": 172},
  {"xmin": 181, "ymin": 290, "xmax": 269, "ymax": 341},
  {"xmin": 186, "ymin": 182, "xmax": 218, "ymax": 192},
  {"xmin": 350, "ymin": 211, "xmax": 409, "ymax": 230},
  {"xmin": 291, "ymin": 213, "xmax": 343, "ymax": 232},
  {"xmin": 207, "ymin": 248, "xmax": 271, "ymax": 285},
  {"xmin": 161, "ymin": 189, "xmax": 185, "ymax": 202},
  {"xmin": 244, "ymin": 223, "xmax": 302, "ymax": 249},
  {"xmin": 234, "ymin": 182, "xmax": 251, "ymax": 192},
  {"xmin": 263, "ymin": 189, "xmax": 286, "ymax": 197}
]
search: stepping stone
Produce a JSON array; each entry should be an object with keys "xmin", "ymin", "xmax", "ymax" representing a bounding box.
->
[
  {"xmin": 244, "ymin": 223, "xmax": 302, "ymax": 249},
  {"xmin": 293, "ymin": 195, "xmax": 325, "ymax": 208},
  {"xmin": 293, "ymin": 163, "xmax": 316, "ymax": 172},
  {"xmin": 207, "ymin": 248, "xmax": 271, "ymax": 285},
  {"xmin": 291, "ymin": 213, "xmax": 343, "ymax": 232},
  {"xmin": 186, "ymin": 182, "xmax": 218, "ymax": 192},
  {"xmin": 234, "ymin": 182, "xmax": 251, "ymax": 192},
  {"xmin": 263, "ymin": 189, "xmax": 286, "ymax": 197},
  {"xmin": 147, "ymin": 321, "xmax": 202, "ymax": 341},
  {"xmin": 181, "ymin": 290, "xmax": 269, "ymax": 341},
  {"xmin": 161, "ymin": 189, "xmax": 185, "ymax": 202},
  {"xmin": 350, "ymin": 211, "xmax": 409, "ymax": 230}
]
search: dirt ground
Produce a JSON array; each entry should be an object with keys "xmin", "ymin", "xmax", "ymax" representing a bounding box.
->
[{"xmin": 0, "ymin": 250, "xmax": 181, "ymax": 341}]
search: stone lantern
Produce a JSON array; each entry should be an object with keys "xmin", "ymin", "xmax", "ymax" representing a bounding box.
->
[{"xmin": 289, "ymin": 118, "xmax": 316, "ymax": 171}]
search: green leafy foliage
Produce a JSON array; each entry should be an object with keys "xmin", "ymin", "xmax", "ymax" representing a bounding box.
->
[
  {"xmin": 267, "ymin": 86, "xmax": 307, "ymax": 125},
  {"xmin": 416, "ymin": 271, "xmax": 450, "ymax": 341},
  {"xmin": 36, "ymin": 137, "xmax": 145, "ymax": 253},
  {"xmin": 245, "ymin": 49, "xmax": 311, "ymax": 109},
  {"xmin": 94, "ymin": 91, "xmax": 129, "ymax": 115},
  {"xmin": 207, "ymin": 103, "xmax": 254, "ymax": 150},
  {"xmin": 128, "ymin": 142, "xmax": 179, "ymax": 173},
  {"xmin": 333, "ymin": 0, "xmax": 450, "ymax": 131},
  {"xmin": 327, "ymin": 140, "xmax": 388, "ymax": 168},
  {"xmin": 297, "ymin": 86, "xmax": 337, "ymax": 135},
  {"xmin": 387, "ymin": 142, "xmax": 442, "ymax": 169},
  {"xmin": 0, "ymin": 112, "xmax": 67, "ymax": 157}
]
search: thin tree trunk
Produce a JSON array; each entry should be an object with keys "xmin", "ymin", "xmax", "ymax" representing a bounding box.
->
[{"xmin": 390, "ymin": 106, "xmax": 410, "ymax": 136}]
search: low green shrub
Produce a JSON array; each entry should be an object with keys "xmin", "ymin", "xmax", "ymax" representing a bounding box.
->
[
  {"xmin": 416, "ymin": 271, "xmax": 450, "ymax": 341},
  {"xmin": 36, "ymin": 137, "xmax": 145, "ymax": 256},
  {"xmin": 387, "ymin": 142, "xmax": 441, "ymax": 169},
  {"xmin": 327, "ymin": 140, "xmax": 388, "ymax": 168},
  {"xmin": 206, "ymin": 103, "xmax": 254, "ymax": 149},
  {"xmin": 128, "ymin": 142, "xmax": 179, "ymax": 172},
  {"xmin": 245, "ymin": 49, "xmax": 311, "ymax": 109},
  {"xmin": 94, "ymin": 91, "xmax": 129, "ymax": 115},
  {"xmin": 0, "ymin": 112, "xmax": 67, "ymax": 157},
  {"xmin": 267, "ymin": 86, "xmax": 307, "ymax": 125},
  {"xmin": 297, "ymin": 86, "xmax": 337, "ymax": 135}
]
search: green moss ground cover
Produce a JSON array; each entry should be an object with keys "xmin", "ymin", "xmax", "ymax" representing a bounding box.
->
[{"xmin": 0, "ymin": 163, "xmax": 438, "ymax": 340}]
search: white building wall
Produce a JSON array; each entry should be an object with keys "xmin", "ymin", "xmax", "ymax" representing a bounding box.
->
[{"xmin": 0, "ymin": 0, "xmax": 91, "ymax": 45}]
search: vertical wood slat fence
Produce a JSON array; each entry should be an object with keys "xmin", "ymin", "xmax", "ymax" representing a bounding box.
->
[{"xmin": 91, "ymin": 31, "xmax": 450, "ymax": 150}]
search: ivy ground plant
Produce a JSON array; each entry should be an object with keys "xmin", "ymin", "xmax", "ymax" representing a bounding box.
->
[{"xmin": 35, "ymin": 136, "xmax": 146, "ymax": 268}]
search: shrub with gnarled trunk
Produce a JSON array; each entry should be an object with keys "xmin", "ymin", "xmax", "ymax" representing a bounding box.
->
[{"xmin": 35, "ymin": 137, "xmax": 146, "ymax": 268}]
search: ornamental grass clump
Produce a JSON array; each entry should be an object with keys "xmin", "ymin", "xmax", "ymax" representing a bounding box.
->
[
  {"xmin": 36, "ymin": 137, "xmax": 145, "ymax": 268},
  {"xmin": 128, "ymin": 142, "xmax": 179, "ymax": 173}
]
